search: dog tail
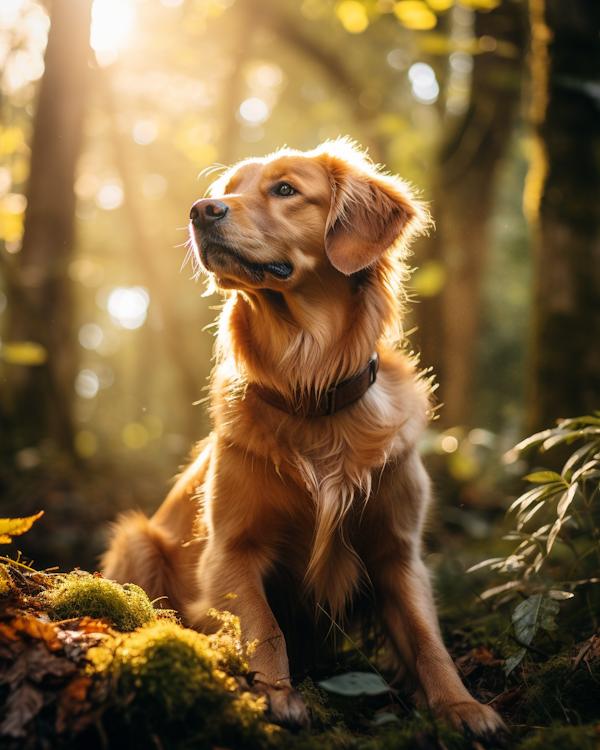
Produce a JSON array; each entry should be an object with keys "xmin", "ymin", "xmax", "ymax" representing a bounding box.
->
[{"xmin": 100, "ymin": 510, "xmax": 191, "ymax": 612}]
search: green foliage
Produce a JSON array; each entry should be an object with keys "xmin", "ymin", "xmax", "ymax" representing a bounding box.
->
[
  {"xmin": 469, "ymin": 415, "xmax": 600, "ymax": 666},
  {"xmin": 522, "ymin": 654, "xmax": 600, "ymax": 726},
  {"xmin": 44, "ymin": 572, "xmax": 157, "ymax": 631},
  {"xmin": 504, "ymin": 591, "xmax": 571, "ymax": 675}
]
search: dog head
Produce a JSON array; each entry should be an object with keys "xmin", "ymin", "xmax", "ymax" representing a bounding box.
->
[{"xmin": 188, "ymin": 138, "xmax": 428, "ymax": 292}]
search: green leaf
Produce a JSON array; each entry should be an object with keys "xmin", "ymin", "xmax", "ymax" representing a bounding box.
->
[
  {"xmin": 514, "ymin": 428, "xmax": 557, "ymax": 452},
  {"xmin": 480, "ymin": 580, "xmax": 525, "ymax": 600},
  {"xmin": 546, "ymin": 519, "xmax": 562, "ymax": 555},
  {"xmin": 523, "ymin": 471, "xmax": 565, "ymax": 484},
  {"xmin": 558, "ymin": 416, "xmax": 600, "ymax": 429},
  {"xmin": 571, "ymin": 460, "xmax": 600, "ymax": 484},
  {"xmin": 557, "ymin": 483, "xmax": 579, "ymax": 521},
  {"xmin": 512, "ymin": 594, "xmax": 559, "ymax": 645},
  {"xmin": 317, "ymin": 672, "xmax": 391, "ymax": 696},
  {"xmin": 547, "ymin": 590, "xmax": 574, "ymax": 600},
  {"xmin": 371, "ymin": 712, "xmax": 399, "ymax": 726},
  {"xmin": 562, "ymin": 442, "xmax": 599, "ymax": 476},
  {"xmin": 504, "ymin": 648, "xmax": 526, "ymax": 676},
  {"xmin": 0, "ymin": 512, "xmax": 44, "ymax": 544},
  {"xmin": 543, "ymin": 427, "xmax": 600, "ymax": 451},
  {"xmin": 465, "ymin": 558, "xmax": 505, "ymax": 573},
  {"xmin": 517, "ymin": 500, "xmax": 546, "ymax": 528},
  {"xmin": 508, "ymin": 482, "xmax": 564, "ymax": 514}
]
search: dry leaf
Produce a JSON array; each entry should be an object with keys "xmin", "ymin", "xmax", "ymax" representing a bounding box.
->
[{"xmin": 0, "ymin": 682, "xmax": 45, "ymax": 738}]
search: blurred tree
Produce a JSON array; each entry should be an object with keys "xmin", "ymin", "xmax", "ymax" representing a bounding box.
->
[
  {"xmin": 413, "ymin": 0, "xmax": 526, "ymax": 428},
  {"xmin": 5, "ymin": 0, "xmax": 93, "ymax": 455},
  {"xmin": 525, "ymin": 0, "xmax": 600, "ymax": 432}
]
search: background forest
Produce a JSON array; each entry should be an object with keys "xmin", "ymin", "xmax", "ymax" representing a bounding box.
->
[{"xmin": 0, "ymin": 0, "xmax": 599, "ymax": 748}]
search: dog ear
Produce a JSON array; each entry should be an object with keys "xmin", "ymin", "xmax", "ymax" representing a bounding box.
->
[{"xmin": 323, "ymin": 161, "xmax": 419, "ymax": 275}]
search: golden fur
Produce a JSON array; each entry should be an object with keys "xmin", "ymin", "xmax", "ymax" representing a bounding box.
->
[{"xmin": 102, "ymin": 139, "xmax": 505, "ymax": 737}]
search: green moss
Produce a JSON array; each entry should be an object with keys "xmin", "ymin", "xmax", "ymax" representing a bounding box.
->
[
  {"xmin": 0, "ymin": 563, "xmax": 12, "ymax": 596},
  {"xmin": 91, "ymin": 620, "xmax": 236, "ymax": 716},
  {"xmin": 44, "ymin": 572, "xmax": 157, "ymax": 631},
  {"xmin": 297, "ymin": 678, "xmax": 345, "ymax": 732},
  {"xmin": 523, "ymin": 654, "xmax": 600, "ymax": 725},
  {"xmin": 276, "ymin": 717, "xmax": 471, "ymax": 750},
  {"xmin": 517, "ymin": 723, "xmax": 600, "ymax": 750},
  {"xmin": 86, "ymin": 619, "xmax": 272, "ymax": 749}
]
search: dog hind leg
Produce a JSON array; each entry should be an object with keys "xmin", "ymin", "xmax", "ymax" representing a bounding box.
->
[{"xmin": 101, "ymin": 511, "xmax": 192, "ymax": 612}]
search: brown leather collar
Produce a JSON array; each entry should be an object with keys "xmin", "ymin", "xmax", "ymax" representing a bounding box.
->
[{"xmin": 251, "ymin": 353, "xmax": 379, "ymax": 417}]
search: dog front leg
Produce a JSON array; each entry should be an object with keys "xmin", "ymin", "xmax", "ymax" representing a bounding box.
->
[
  {"xmin": 187, "ymin": 542, "xmax": 309, "ymax": 731},
  {"xmin": 376, "ymin": 555, "xmax": 506, "ymax": 740}
]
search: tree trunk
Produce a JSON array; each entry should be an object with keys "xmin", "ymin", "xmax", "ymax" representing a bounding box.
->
[
  {"xmin": 413, "ymin": 1, "xmax": 525, "ymax": 428},
  {"xmin": 7, "ymin": 0, "xmax": 93, "ymax": 454},
  {"xmin": 525, "ymin": 0, "xmax": 600, "ymax": 432}
]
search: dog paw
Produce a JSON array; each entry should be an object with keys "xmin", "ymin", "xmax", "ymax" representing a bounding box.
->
[
  {"xmin": 251, "ymin": 681, "xmax": 311, "ymax": 733},
  {"xmin": 436, "ymin": 700, "xmax": 508, "ymax": 744}
]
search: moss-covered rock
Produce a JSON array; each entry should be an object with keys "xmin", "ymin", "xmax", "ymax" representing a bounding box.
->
[
  {"xmin": 85, "ymin": 619, "xmax": 273, "ymax": 749},
  {"xmin": 44, "ymin": 572, "xmax": 157, "ymax": 631},
  {"xmin": 523, "ymin": 654, "xmax": 600, "ymax": 725}
]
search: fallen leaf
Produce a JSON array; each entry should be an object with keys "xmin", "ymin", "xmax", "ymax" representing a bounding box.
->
[
  {"xmin": 0, "ymin": 512, "xmax": 44, "ymax": 544},
  {"xmin": 0, "ymin": 682, "xmax": 45, "ymax": 738},
  {"xmin": 317, "ymin": 672, "xmax": 392, "ymax": 696},
  {"xmin": 10, "ymin": 616, "xmax": 63, "ymax": 651}
]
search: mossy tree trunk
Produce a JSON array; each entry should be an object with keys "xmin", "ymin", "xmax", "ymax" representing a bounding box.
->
[
  {"xmin": 6, "ymin": 0, "xmax": 93, "ymax": 455},
  {"xmin": 414, "ymin": 1, "xmax": 525, "ymax": 428},
  {"xmin": 525, "ymin": 0, "xmax": 600, "ymax": 432}
]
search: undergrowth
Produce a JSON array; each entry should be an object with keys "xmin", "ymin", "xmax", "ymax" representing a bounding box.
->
[{"xmin": 1, "ymin": 414, "xmax": 600, "ymax": 748}]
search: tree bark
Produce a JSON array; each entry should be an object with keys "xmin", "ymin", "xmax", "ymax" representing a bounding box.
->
[
  {"xmin": 525, "ymin": 0, "xmax": 600, "ymax": 432},
  {"xmin": 413, "ymin": 1, "xmax": 525, "ymax": 428},
  {"xmin": 7, "ymin": 0, "xmax": 93, "ymax": 454}
]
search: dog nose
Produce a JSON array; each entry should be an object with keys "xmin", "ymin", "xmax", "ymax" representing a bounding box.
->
[{"xmin": 190, "ymin": 199, "xmax": 229, "ymax": 227}]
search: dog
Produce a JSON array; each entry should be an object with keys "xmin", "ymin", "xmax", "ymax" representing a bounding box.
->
[{"xmin": 102, "ymin": 138, "xmax": 505, "ymax": 738}]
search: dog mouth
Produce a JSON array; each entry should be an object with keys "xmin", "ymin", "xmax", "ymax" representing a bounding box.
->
[{"xmin": 196, "ymin": 234, "xmax": 294, "ymax": 281}]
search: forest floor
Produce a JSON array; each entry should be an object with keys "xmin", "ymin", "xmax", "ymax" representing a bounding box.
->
[{"xmin": 0, "ymin": 560, "xmax": 599, "ymax": 750}]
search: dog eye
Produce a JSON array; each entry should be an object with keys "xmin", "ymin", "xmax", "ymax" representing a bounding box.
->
[{"xmin": 274, "ymin": 182, "xmax": 296, "ymax": 197}]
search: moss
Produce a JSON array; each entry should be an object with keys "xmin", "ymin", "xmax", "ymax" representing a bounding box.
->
[
  {"xmin": 516, "ymin": 723, "xmax": 600, "ymax": 750},
  {"xmin": 0, "ymin": 563, "xmax": 12, "ymax": 596},
  {"xmin": 89, "ymin": 620, "xmax": 235, "ymax": 716},
  {"xmin": 523, "ymin": 654, "xmax": 600, "ymax": 725},
  {"xmin": 277, "ymin": 717, "xmax": 471, "ymax": 750},
  {"xmin": 297, "ymin": 677, "xmax": 345, "ymax": 732},
  {"xmin": 86, "ymin": 619, "xmax": 272, "ymax": 749},
  {"xmin": 44, "ymin": 572, "xmax": 157, "ymax": 631}
]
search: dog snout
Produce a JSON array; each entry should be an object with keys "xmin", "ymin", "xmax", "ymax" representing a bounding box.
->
[{"xmin": 190, "ymin": 199, "xmax": 229, "ymax": 228}]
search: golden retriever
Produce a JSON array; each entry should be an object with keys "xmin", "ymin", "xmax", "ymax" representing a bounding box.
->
[{"xmin": 102, "ymin": 138, "xmax": 505, "ymax": 738}]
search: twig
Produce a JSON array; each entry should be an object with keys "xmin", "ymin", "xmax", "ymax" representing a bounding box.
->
[{"xmin": 0, "ymin": 555, "xmax": 37, "ymax": 573}]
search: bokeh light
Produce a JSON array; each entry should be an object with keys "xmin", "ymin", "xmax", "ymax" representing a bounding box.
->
[
  {"xmin": 142, "ymin": 173, "xmax": 167, "ymax": 200},
  {"xmin": 132, "ymin": 120, "xmax": 158, "ymax": 145},
  {"xmin": 75, "ymin": 369, "xmax": 100, "ymax": 399},
  {"xmin": 408, "ymin": 62, "xmax": 439, "ymax": 104},
  {"xmin": 96, "ymin": 183, "xmax": 124, "ymax": 210},
  {"xmin": 107, "ymin": 286, "xmax": 149, "ymax": 329},
  {"xmin": 78, "ymin": 323, "xmax": 104, "ymax": 351},
  {"xmin": 238, "ymin": 98, "xmax": 269, "ymax": 124},
  {"xmin": 90, "ymin": 0, "xmax": 134, "ymax": 54}
]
